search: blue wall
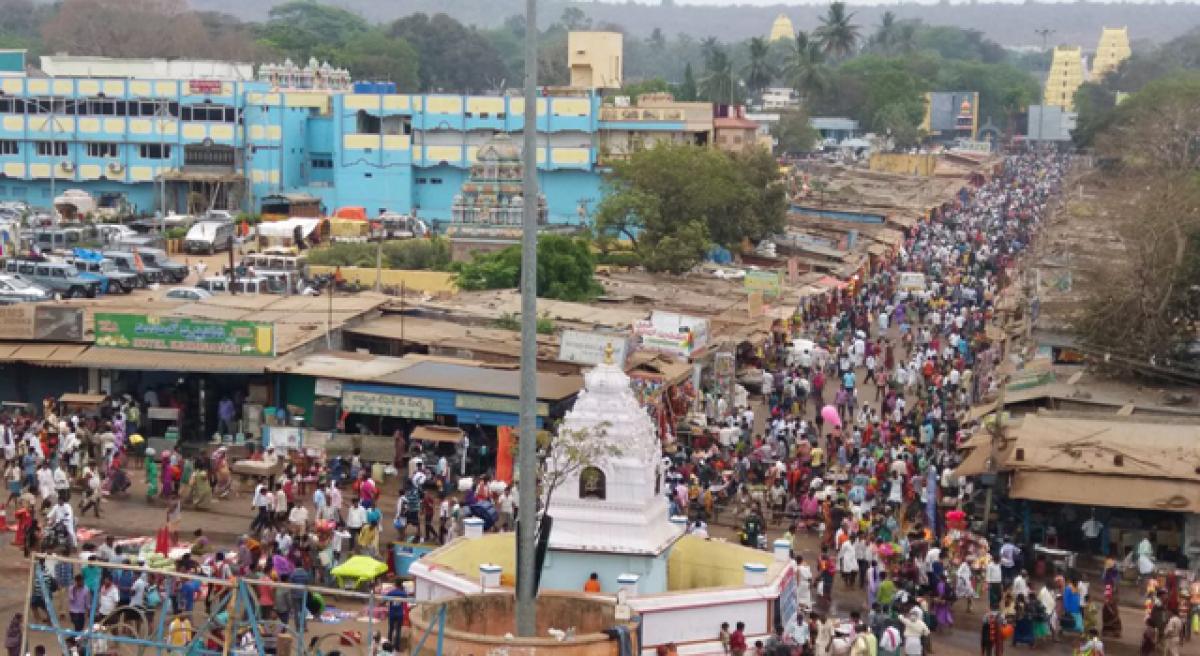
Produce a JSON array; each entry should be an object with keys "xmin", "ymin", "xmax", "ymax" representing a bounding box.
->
[
  {"xmin": 540, "ymin": 548, "xmax": 671, "ymax": 594},
  {"xmin": 0, "ymin": 79, "xmax": 662, "ymax": 224}
]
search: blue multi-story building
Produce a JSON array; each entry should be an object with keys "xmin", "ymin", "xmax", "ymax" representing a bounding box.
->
[{"xmin": 0, "ymin": 53, "xmax": 720, "ymax": 226}]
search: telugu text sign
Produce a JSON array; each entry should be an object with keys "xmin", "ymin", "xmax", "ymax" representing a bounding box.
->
[
  {"xmin": 455, "ymin": 394, "xmax": 549, "ymax": 417},
  {"xmin": 558, "ymin": 329, "xmax": 629, "ymax": 366},
  {"xmin": 0, "ymin": 306, "xmax": 84, "ymax": 341},
  {"xmin": 341, "ymin": 390, "xmax": 435, "ymax": 419},
  {"xmin": 93, "ymin": 313, "xmax": 275, "ymax": 357}
]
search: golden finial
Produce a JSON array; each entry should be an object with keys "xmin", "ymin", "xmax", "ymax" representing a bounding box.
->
[{"xmin": 604, "ymin": 342, "xmax": 615, "ymax": 365}]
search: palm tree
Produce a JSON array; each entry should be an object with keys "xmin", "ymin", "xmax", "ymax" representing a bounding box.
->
[
  {"xmin": 815, "ymin": 1, "xmax": 860, "ymax": 59},
  {"xmin": 700, "ymin": 47, "xmax": 737, "ymax": 104},
  {"xmin": 870, "ymin": 10, "xmax": 898, "ymax": 53},
  {"xmin": 700, "ymin": 36, "xmax": 720, "ymax": 68},
  {"xmin": 785, "ymin": 31, "xmax": 831, "ymax": 102},
  {"xmin": 744, "ymin": 37, "xmax": 775, "ymax": 97}
]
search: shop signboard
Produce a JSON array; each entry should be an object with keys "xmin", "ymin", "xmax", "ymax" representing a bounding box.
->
[
  {"xmin": 0, "ymin": 305, "xmax": 84, "ymax": 341},
  {"xmin": 266, "ymin": 425, "xmax": 303, "ymax": 450},
  {"xmin": 558, "ymin": 329, "xmax": 630, "ymax": 366},
  {"xmin": 455, "ymin": 394, "xmax": 548, "ymax": 417},
  {"xmin": 314, "ymin": 378, "xmax": 343, "ymax": 398},
  {"xmin": 94, "ymin": 313, "xmax": 276, "ymax": 356},
  {"xmin": 744, "ymin": 269, "xmax": 783, "ymax": 297},
  {"xmin": 633, "ymin": 311, "xmax": 708, "ymax": 358},
  {"xmin": 341, "ymin": 389, "xmax": 434, "ymax": 419},
  {"xmin": 188, "ymin": 79, "xmax": 223, "ymax": 94}
]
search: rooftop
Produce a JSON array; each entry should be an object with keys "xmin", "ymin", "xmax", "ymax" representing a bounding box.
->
[{"xmin": 38, "ymin": 55, "xmax": 255, "ymax": 81}]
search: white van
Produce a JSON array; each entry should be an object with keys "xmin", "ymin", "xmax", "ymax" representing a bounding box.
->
[{"xmin": 184, "ymin": 220, "xmax": 236, "ymax": 254}]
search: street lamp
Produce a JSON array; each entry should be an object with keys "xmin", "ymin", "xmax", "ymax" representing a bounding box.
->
[{"xmin": 515, "ymin": 0, "xmax": 541, "ymax": 639}]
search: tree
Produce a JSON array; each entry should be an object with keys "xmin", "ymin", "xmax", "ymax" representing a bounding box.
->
[
  {"xmin": 772, "ymin": 109, "xmax": 819, "ymax": 154},
  {"xmin": 453, "ymin": 235, "xmax": 603, "ymax": 302},
  {"xmin": 678, "ymin": 63, "xmax": 698, "ymax": 101},
  {"xmin": 256, "ymin": 0, "xmax": 368, "ymax": 61},
  {"xmin": 700, "ymin": 47, "xmax": 738, "ymax": 104},
  {"xmin": 744, "ymin": 37, "xmax": 775, "ymax": 97},
  {"xmin": 42, "ymin": 0, "xmax": 209, "ymax": 58},
  {"xmin": 559, "ymin": 7, "xmax": 591, "ymax": 31},
  {"xmin": 815, "ymin": 1, "xmax": 860, "ymax": 60},
  {"xmin": 594, "ymin": 144, "xmax": 781, "ymax": 273},
  {"xmin": 329, "ymin": 30, "xmax": 420, "ymax": 90},
  {"xmin": 391, "ymin": 13, "xmax": 508, "ymax": 92},
  {"xmin": 785, "ymin": 31, "xmax": 831, "ymax": 101},
  {"xmin": 869, "ymin": 11, "xmax": 899, "ymax": 53},
  {"xmin": 618, "ymin": 77, "xmax": 671, "ymax": 102},
  {"xmin": 1076, "ymin": 74, "xmax": 1200, "ymax": 377}
]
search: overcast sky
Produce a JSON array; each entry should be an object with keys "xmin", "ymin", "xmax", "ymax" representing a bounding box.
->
[{"xmin": 664, "ymin": 0, "xmax": 1182, "ymax": 5}]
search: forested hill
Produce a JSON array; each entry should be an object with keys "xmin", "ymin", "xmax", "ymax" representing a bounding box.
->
[{"xmin": 188, "ymin": 0, "xmax": 1200, "ymax": 48}]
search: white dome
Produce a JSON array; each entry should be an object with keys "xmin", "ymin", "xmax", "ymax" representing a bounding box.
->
[{"xmin": 559, "ymin": 360, "xmax": 658, "ymax": 463}]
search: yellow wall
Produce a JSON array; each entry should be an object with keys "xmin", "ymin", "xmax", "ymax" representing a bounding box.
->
[
  {"xmin": 1092, "ymin": 27, "xmax": 1132, "ymax": 80},
  {"xmin": 869, "ymin": 153, "xmax": 938, "ymax": 177},
  {"xmin": 666, "ymin": 535, "xmax": 776, "ymax": 591},
  {"xmin": 769, "ymin": 14, "xmax": 795, "ymax": 42},
  {"xmin": 308, "ymin": 265, "xmax": 459, "ymax": 295},
  {"xmin": 568, "ymin": 31, "xmax": 624, "ymax": 89},
  {"xmin": 1044, "ymin": 46, "xmax": 1084, "ymax": 110}
]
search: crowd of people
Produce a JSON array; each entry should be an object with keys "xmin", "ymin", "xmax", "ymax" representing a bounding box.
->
[
  {"xmin": 668, "ymin": 150, "xmax": 1194, "ymax": 656},
  {"xmin": 6, "ymin": 150, "xmax": 1200, "ymax": 656}
]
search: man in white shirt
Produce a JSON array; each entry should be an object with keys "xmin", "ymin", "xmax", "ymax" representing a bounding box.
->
[
  {"xmin": 985, "ymin": 559, "xmax": 1003, "ymax": 610},
  {"xmin": 48, "ymin": 497, "xmax": 76, "ymax": 547},
  {"xmin": 346, "ymin": 500, "xmax": 367, "ymax": 549},
  {"xmin": 250, "ymin": 481, "xmax": 271, "ymax": 532}
]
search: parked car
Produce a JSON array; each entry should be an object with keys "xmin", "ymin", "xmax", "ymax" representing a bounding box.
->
[
  {"xmin": 64, "ymin": 255, "xmax": 138, "ymax": 294},
  {"xmin": 115, "ymin": 233, "xmax": 167, "ymax": 251},
  {"xmin": 131, "ymin": 247, "xmax": 189, "ymax": 283},
  {"xmin": 164, "ymin": 287, "xmax": 213, "ymax": 302},
  {"xmin": 0, "ymin": 273, "xmax": 52, "ymax": 304},
  {"xmin": 184, "ymin": 220, "xmax": 236, "ymax": 254},
  {"xmin": 3, "ymin": 259, "xmax": 100, "ymax": 298},
  {"xmin": 102, "ymin": 251, "xmax": 163, "ymax": 286}
]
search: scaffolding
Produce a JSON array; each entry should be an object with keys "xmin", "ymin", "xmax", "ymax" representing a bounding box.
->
[{"xmin": 20, "ymin": 553, "xmax": 447, "ymax": 655}]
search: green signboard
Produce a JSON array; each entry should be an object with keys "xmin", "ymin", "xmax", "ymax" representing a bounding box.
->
[
  {"xmin": 744, "ymin": 269, "xmax": 783, "ymax": 297},
  {"xmin": 93, "ymin": 313, "xmax": 276, "ymax": 357}
]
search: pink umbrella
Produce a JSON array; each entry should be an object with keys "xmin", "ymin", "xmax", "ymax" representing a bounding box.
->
[{"xmin": 820, "ymin": 404, "xmax": 842, "ymax": 428}]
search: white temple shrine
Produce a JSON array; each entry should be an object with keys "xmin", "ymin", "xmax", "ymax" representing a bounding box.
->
[{"xmin": 408, "ymin": 345, "xmax": 799, "ymax": 654}]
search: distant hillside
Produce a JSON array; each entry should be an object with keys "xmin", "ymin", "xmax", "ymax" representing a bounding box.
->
[{"xmin": 186, "ymin": 0, "xmax": 1200, "ymax": 48}]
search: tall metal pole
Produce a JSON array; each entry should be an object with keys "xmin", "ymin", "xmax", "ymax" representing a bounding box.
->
[{"xmin": 515, "ymin": 0, "xmax": 540, "ymax": 638}]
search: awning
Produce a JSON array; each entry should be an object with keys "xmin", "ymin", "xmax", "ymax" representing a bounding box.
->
[
  {"xmin": 59, "ymin": 393, "xmax": 108, "ymax": 405},
  {"xmin": 74, "ymin": 348, "xmax": 275, "ymax": 374},
  {"xmin": 1009, "ymin": 470, "xmax": 1200, "ymax": 514},
  {"xmin": 159, "ymin": 170, "xmax": 244, "ymax": 183},
  {"xmin": 0, "ymin": 343, "xmax": 90, "ymax": 367},
  {"xmin": 952, "ymin": 443, "xmax": 995, "ymax": 477},
  {"xmin": 411, "ymin": 425, "xmax": 465, "ymax": 444}
]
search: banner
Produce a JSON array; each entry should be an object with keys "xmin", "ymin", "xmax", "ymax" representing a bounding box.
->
[
  {"xmin": 744, "ymin": 269, "xmax": 783, "ymax": 297},
  {"xmin": 558, "ymin": 329, "xmax": 630, "ymax": 366},
  {"xmin": 93, "ymin": 313, "xmax": 275, "ymax": 356},
  {"xmin": 0, "ymin": 306, "xmax": 84, "ymax": 341},
  {"xmin": 633, "ymin": 311, "xmax": 709, "ymax": 358},
  {"xmin": 341, "ymin": 389, "xmax": 434, "ymax": 419}
]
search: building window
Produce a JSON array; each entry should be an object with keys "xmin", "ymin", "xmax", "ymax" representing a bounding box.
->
[
  {"xmin": 181, "ymin": 104, "xmax": 236, "ymax": 122},
  {"xmin": 429, "ymin": 178, "xmax": 443, "ymax": 185},
  {"xmin": 86, "ymin": 142, "xmax": 118, "ymax": 158},
  {"xmin": 184, "ymin": 144, "xmax": 234, "ymax": 167},
  {"xmin": 0, "ymin": 140, "xmax": 18, "ymax": 155},
  {"xmin": 311, "ymin": 157, "xmax": 333, "ymax": 169},
  {"xmin": 415, "ymin": 178, "xmax": 427, "ymax": 184},
  {"xmin": 36, "ymin": 142, "xmax": 67, "ymax": 157},
  {"xmin": 356, "ymin": 110, "xmax": 381, "ymax": 135},
  {"xmin": 140, "ymin": 144, "xmax": 171, "ymax": 159},
  {"xmin": 579, "ymin": 467, "xmax": 606, "ymax": 500}
]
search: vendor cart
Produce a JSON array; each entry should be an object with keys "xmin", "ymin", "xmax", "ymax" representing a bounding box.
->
[{"xmin": 58, "ymin": 393, "xmax": 109, "ymax": 419}]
